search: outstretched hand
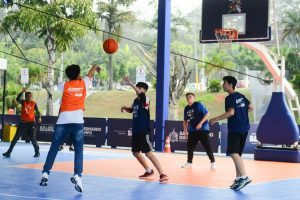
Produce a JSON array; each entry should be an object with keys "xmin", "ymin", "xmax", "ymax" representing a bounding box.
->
[{"xmin": 122, "ymin": 76, "xmax": 132, "ymax": 85}]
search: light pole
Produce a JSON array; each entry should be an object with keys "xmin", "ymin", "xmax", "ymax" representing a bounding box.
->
[{"xmin": 0, "ymin": 58, "xmax": 7, "ymax": 141}]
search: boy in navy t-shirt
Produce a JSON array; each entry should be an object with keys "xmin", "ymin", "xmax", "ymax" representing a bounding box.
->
[
  {"xmin": 182, "ymin": 93, "xmax": 216, "ymax": 169},
  {"xmin": 121, "ymin": 76, "xmax": 169, "ymax": 183},
  {"xmin": 210, "ymin": 76, "xmax": 253, "ymax": 191}
]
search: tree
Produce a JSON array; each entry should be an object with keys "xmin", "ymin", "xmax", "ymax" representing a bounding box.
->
[
  {"xmin": 281, "ymin": 11, "xmax": 300, "ymax": 47},
  {"xmin": 1, "ymin": 0, "xmax": 97, "ymax": 115},
  {"xmin": 96, "ymin": 0, "xmax": 136, "ymax": 90}
]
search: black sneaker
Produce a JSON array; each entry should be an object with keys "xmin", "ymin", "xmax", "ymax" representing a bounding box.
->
[
  {"xmin": 69, "ymin": 146, "xmax": 74, "ymax": 151},
  {"xmin": 58, "ymin": 145, "xmax": 63, "ymax": 151},
  {"xmin": 39, "ymin": 172, "xmax": 48, "ymax": 186},
  {"xmin": 34, "ymin": 152, "xmax": 40, "ymax": 157},
  {"xmin": 230, "ymin": 179, "xmax": 239, "ymax": 189},
  {"xmin": 139, "ymin": 169, "xmax": 154, "ymax": 178},
  {"xmin": 234, "ymin": 177, "xmax": 252, "ymax": 191},
  {"xmin": 159, "ymin": 174, "xmax": 169, "ymax": 183},
  {"xmin": 2, "ymin": 152, "xmax": 10, "ymax": 158}
]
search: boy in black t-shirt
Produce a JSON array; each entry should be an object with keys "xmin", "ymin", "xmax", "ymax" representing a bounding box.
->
[
  {"xmin": 210, "ymin": 76, "xmax": 253, "ymax": 191},
  {"xmin": 121, "ymin": 76, "xmax": 169, "ymax": 183}
]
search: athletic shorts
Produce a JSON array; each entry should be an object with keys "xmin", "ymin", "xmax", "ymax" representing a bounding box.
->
[
  {"xmin": 227, "ymin": 132, "xmax": 248, "ymax": 156},
  {"xmin": 132, "ymin": 134, "xmax": 153, "ymax": 153}
]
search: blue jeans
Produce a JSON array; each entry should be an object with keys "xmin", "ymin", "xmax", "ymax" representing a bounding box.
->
[{"xmin": 43, "ymin": 124, "xmax": 84, "ymax": 177}]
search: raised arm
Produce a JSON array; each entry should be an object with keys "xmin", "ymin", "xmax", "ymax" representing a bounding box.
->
[
  {"xmin": 122, "ymin": 76, "xmax": 142, "ymax": 94},
  {"xmin": 16, "ymin": 88, "xmax": 26, "ymax": 104},
  {"xmin": 87, "ymin": 64, "xmax": 101, "ymax": 79}
]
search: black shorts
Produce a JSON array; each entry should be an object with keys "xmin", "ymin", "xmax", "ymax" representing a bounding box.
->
[
  {"xmin": 227, "ymin": 132, "xmax": 248, "ymax": 156},
  {"xmin": 132, "ymin": 134, "xmax": 153, "ymax": 153}
]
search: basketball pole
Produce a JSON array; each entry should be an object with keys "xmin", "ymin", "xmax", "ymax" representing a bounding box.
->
[{"xmin": 272, "ymin": 0, "xmax": 281, "ymax": 57}]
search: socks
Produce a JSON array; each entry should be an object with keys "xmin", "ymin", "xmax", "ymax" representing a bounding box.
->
[{"xmin": 146, "ymin": 168, "xmax": 152, "ymax": 173}]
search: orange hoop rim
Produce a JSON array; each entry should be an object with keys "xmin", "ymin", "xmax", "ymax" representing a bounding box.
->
[{"xmin": 214, "ymin": 28, "xmax": 238, "ymax": 40}]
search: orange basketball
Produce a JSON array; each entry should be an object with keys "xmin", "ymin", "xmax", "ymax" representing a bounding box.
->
[{"xmin": 103, "ymin": 38, "xmax": 118, "ymax": 54}]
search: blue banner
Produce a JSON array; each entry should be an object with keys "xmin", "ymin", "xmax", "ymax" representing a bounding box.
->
[
  {"xmin": 220, "ymin": 123, "xmax": 259, "ymax": 154},
  {"xmin": 83, "ymin": 117, "xmax": 106, "ymax": 147},
  {"xmin": 107, "ymin": 118, "xmax": 154, "ymax": 148},
  {"xmin": 165, "ymin": 120, "xmax": 220, "ymax": 153}
]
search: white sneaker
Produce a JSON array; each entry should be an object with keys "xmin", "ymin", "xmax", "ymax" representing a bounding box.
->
[
  {"xmin": 181, "ymin": 162, "xmax": 192, "ymax": 168},
  {"xmin": 211, "ymin": 162, "xmax": 216, "ymax": 170},
  {"xmin": 40, "ymin": 172, "xmax": 48, "ymax": 186},
  {"xmin": 71, "ymin": 174, "xmax": 83, "ymax": 193}
]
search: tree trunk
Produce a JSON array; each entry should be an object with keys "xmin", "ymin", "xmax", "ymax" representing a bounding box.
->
[
  {"xmin": 169, "ymin": 103, "xmax": 179, "ymax": 120},
  {"xmin": 46, "ymin": 29, "xmax": 55, "ymax": 116},
  {"xmin": 108, "ymin": 54, "xmax": 113, "ymax": 90}
]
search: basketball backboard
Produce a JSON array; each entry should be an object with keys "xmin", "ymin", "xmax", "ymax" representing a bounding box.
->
[{"xmin": 200, "ymin": 0, "xmax": 271, "ymax": 43}]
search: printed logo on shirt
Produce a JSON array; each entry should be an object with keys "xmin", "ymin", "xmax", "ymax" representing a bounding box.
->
[
  {"xmin": 24, "ymin": 105, "xmax": 32, "ymax": 114},
  {"xmin": 133, "ymin": 105, "xmax": 139, "ymax": 118},
  {"xmin": 187, "ymin": 109, "xmax": 195, "ymax": 120},
  {"xmin": 236, "ymin": 98, "xmax": 246, "ymax": 108}
]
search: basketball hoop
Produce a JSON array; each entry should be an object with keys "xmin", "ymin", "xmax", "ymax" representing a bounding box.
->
[{"xmin": 214, "ymin": 28, "xmax": 238, "ymax": 49}]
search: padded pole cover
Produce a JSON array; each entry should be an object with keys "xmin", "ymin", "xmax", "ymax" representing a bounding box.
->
[{"xmin": 256, "ymin": 92, "xmax": 299, "ymax": 144}]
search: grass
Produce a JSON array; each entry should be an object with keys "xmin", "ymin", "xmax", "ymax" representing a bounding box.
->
[{"xmin": 84, "ymin": 88, "xmax": 254, "ymax": 122}]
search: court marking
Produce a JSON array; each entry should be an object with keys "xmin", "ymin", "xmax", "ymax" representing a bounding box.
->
[{"xmin": 0, "ymin": 193, "xmax": 62, "ymax": 200}]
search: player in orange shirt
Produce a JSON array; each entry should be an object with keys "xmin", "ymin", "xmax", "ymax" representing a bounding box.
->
[
  {"xmin": 2, "ymin": 88, "xmax": 42, "ymax": 158},
  {"xmin": 40, "ymin": 64, "xmax": 99, "ymax": 193}
]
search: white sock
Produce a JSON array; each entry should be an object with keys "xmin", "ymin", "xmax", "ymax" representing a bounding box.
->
[
  {"xmin": 240, "ymin": 175, "xmax": 247, "ymax": 179},
  {"xmin": 146, "ymin": 168, "xmax": 152, "ymax": 173}
]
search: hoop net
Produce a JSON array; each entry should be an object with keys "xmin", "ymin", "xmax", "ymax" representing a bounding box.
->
[{"xmin": 214, "ymin": 28, "xmax": 238, "ymax": 49}]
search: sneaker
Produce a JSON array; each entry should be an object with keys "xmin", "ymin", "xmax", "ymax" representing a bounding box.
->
[
  {"xmin": 2, "ymin": 152, "xmax": 10, "ymax": 158},
  {"xmin": 230, "ymin": 179, "xmax": 239, "ymax": 189},
  {"xmin": 34, "ymin": 152, "xmax": 40, "ymax": 157},
  {"xmin": 159, "ymin": 174, "xmax": 169, "ymax": 183},
  {"xmin": 39, "ymin": 172, "xmax": 48, "ymax": 186},
  {"xmin": 234, "ymin": 177, "xmax": 252, "ymax": 191},
  {"xmin": 181, "ymin": 162, "xmax": 192, "ymax": 169},
  {"xmin": 210, "ymin": 162, "xmax": 216, "ymax": 170},
  {"xmin": 69, "ymin": 146, "xmax": 74, "ymax": 151},
  {"xmin": 58, "ymin": 145, "xmax": 63, "ymax": 151},
  {"xmin": 71, "ymin": 174, "xmax": 83, "ymax": 193},
  {"xmin": 139, "ymin": 169, "xmax": 154, "ymax": 179}
]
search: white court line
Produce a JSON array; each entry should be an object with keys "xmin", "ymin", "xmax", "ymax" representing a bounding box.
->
[{"xmin": 0, "ymin": 193, "xmax": 62, "ymax": 200}]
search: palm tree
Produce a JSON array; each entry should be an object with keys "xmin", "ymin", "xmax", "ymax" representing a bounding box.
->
[
  {"xmin": 282, "ymin": 11, "xmax": 300, "ymax": 47},
  {"xmin": 96, "ymin": 0, "xmax": 136, "ymax": 90}
]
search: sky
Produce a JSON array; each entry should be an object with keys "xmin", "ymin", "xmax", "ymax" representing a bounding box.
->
[{"xmin": 129, "ymin": 0, "xmax": 201, "ymax": 20}]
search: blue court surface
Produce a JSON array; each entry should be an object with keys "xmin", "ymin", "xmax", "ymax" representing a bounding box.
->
[{"xmin": 0, "ymin": 143, "xmax": 300, "ymax": 200}]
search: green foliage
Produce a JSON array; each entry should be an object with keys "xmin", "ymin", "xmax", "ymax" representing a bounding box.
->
[
  {"xmin": 207, "ymin": 80, "xmax": 222, "ymax": 93},
  {"xmin": 291, "ymin": 74, "xmax": 300, "ymax": 90},
  {"xmin": 281, "ymin": 11, "xmax": 300, "ymax": 42},
  {"xmin": 232, "ymin": 46, "xmax": 265, "ymax": 71},
  {"xmin": 98, "ymin": 68, "xmax": 109, "ymax": 81},
  {"xmin": 1, "ymin": 0, "xmax": 97, "ymax": 52},
  {"xmin": 280, "ymin": 46, "xmax": 300, "ymax": 78},
  {"xmin": 202, "ymin": 49, "xmax": 235, "ymax": 81}
]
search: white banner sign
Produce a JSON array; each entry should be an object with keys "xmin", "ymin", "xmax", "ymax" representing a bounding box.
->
[
  {"xmin": 136, "ymin": 66, "xmax": 146, "ymax": 83},
  {"xmin": 0, "ymin": 58, "xmax": 7, "ymax": 70},
  {"xmin": 21, "ymin": 68, "xmax": 29, "ymax": 84}
]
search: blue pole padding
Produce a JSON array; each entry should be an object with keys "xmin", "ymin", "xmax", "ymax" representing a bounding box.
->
[{"xmin": 155, "ymin": 0, "xmax": 171, "ymax": 151}]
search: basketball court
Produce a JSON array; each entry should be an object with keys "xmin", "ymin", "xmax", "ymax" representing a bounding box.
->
[
  {"xmin": 0, "ymin": 142, "xmax": 299, "ymax": 200},
  {"xmin": 0, "ymin": 0, "xmax": 300, "ymax": 199}
]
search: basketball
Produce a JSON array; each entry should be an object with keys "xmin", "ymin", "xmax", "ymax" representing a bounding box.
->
[{"xmin": 103, "ymin": 38, "xmax": 118, "ymax": 54}]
